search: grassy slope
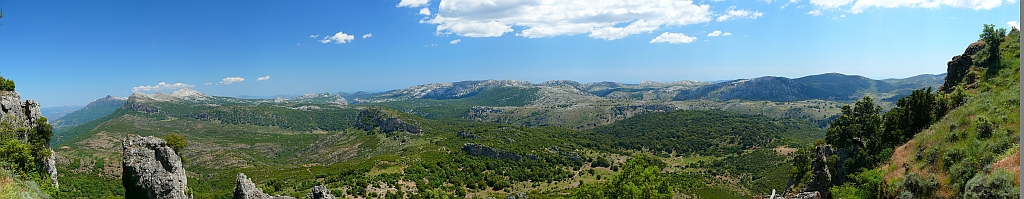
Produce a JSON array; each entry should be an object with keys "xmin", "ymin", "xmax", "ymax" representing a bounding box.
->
[
  {"xmin": 871, "ymin": 29, "xmax": 1020, "ymax": 198},
  {"xmin": 0, "ymin": 167, "xmax": 48, "ymax": 199}
]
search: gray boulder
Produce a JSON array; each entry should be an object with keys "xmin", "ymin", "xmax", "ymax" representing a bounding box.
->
[
  {"xmin": 234, "ymin": 173, "xmax": 295, "ymax": 199},
  {"xmin": 506, "ymin": 192, "xmax": 528, "ymax": 199},
  {"xmin": 307, "ymin": 185, "xmax": 336, "ymax": 199},
  {"xmin": 122, "ymin": 134, "xmax": 190, "ymax": 199}
]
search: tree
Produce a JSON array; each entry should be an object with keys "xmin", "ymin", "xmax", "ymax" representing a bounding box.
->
[
  {"xmin": 32, "ymin": 117, "xmax": 52, "ymax": 146},
  {"xmin": 980, "ymin": 24, "xmax": 1008, "ymax": 76},
  {"xmin": 571, "ymin": 155, "xmax": 672, "ymax": 199},
  {"xmin": 826, "ymin": 96, "xmax": 881, "ymax": 150},
  {"xmin": 882, "ymin": 87, "xmax": 936, "ymax": 146},
  {"xmin": 0, "ymin": 76, "xmax": 14, "ymax": 91},
  {"xmin": 164, "ymin": 133, "xmax": 187, "ymax": 155}
]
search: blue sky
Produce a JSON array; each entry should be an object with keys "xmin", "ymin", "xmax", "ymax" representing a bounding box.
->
[{"xmin": 0, "ymin": 0, "xmax": 1018, "ymax": 107}]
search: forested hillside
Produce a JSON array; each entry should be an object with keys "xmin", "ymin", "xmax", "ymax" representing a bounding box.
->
[{"xmin": 784, "ymin": 24, "xmax": 1020, "ymax": 199}]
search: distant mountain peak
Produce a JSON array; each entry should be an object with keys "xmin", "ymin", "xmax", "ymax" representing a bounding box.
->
[{"xmin": 131, "ymin": 88, "xmax": 211, "ymax": 102}]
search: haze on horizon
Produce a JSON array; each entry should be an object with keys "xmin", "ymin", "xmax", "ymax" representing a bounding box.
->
[{"xmin": 0, "ymin": 0, "xmax": 1018, "ymax": 107}]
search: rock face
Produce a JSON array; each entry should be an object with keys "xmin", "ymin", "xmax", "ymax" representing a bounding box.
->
[
  {"xmin": 803, "ymin": 145, "xmax": 832, "ymax": 199},
  {"xmin": 234, "ymin": 173, "xmax": 295, "ymax": 199},
  {"xmin": 122, "ymin": 134, "xmax": 190, "ymax": 199},
  {"xmin": 941, "ymin": 41, "xmax": 985, "ymax": 92},
  {"xmin": 0, "ymin": 91, "xmax": 43, "ymax": 130},
  {"xmin": 307, "ymin": 185, "xmax": 336, "ymax": 199},
  {"xmin": 45, "ymin": 151, "xmax": 59, "ymax": 188},
  {"xmin": 355, "ymin": 108, "xmax": 422, "ymax": 134}
]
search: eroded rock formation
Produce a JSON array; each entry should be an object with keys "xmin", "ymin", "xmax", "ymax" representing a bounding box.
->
[
  {"xmin": 307, "ymin": 185, "xmax": 337, "ymax": 199},
  {"xmin": 122, "ymin": 134, "xmax": 190, "ymax": 199},
  {"xmin": 234, "ymin": 173, "xmax": 295, "ymax": 199}
]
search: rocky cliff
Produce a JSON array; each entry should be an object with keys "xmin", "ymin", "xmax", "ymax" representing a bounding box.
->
[
  {"xmin": 122, "ymin": 134, "xmax": 190, "ymax": 199},
  {"xmin": 234, "ymin": 173, "xmax": 296, "ymax": 199},
  {"xmin": 0, "ymin": 91, "xmax": 43, "ymax": 129},
  {"xmin": 355, "ymin": 108, "xmax": 422, "ymax": 134},
  {"xmin": 940, "ymin": 41, "xmax": 985, "ymax": 92}
]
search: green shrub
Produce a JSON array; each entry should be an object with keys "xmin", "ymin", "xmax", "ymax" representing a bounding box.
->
[
  {"xmin": 962, "ymin": 170, "xmax": 1019, "ymax": 198},
  {"xmin": 0, "ymin": 76, "xmax": 14, "ymax": 91}
]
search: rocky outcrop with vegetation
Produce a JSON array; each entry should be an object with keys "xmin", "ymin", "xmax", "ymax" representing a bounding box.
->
[
  {"xmin": 355, "ymin": 108, "xmax": 422, "ymax": 134},
  {"xmin": 307, "ymin": 185, "xmax": 336, "ymax": 199},
  {"xmin": 233, "ymin": 173, "xmax": 296, "ymax": 199}
]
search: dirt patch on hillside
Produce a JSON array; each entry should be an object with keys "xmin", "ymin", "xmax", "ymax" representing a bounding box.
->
[
  {"xmin": 773, "ymin": 146, "xmax": 797, "ymax": 156},
  {"xmin": 991, "ymin": 150, "xmax": 1020, "ymax": 185}
]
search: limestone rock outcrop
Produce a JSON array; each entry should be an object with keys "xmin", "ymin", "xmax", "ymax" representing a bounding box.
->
[
  {"xmin": 355, "ymin": 108, "xmax": 422, "ymax": 134},
  {"xmin": 45, "ymin": 151, "xmax": 59, "ymax": 188},
  {"xmin": 0, "ymin": 91, "xmax": 43, "ymax": 130},
  {"xmin": 233, "ymin": 173, "xmax": 295, "ymax": 199},
  {"xmin": 122, "ymin": 134, "xmax": 190, "ymax": 199},
  {"xmin": 307, "ymin": 185, "xmax": 337, "ymax": 199}
]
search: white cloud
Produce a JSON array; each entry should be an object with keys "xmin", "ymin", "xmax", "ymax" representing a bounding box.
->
[
  {"xmin": 850, "ymin": 0, "xmax": 1005, "ymax": 13},
  {"xmin": 807, "ymin": 10, "xmax": 823, "ymax": 16},
  {"xmin": 133, "ymin": 82, "xmax": 194, "ymax": 92},
  {"xmin": 398, "ymin": 0, "xmax": 430, "ymax": 7},
  {"xmin": 257, "ymin": 76, "xmax": 270, "ymax": 81},
  {"xmin": 809, "ymin": 0, "xmax": 855, "ymax": 9},
  {"xmin": 650, "ymin": 32, "xmax": 697, "ymax": 44},
  {"xmin": 722, "ymin": 32, "xmax": 732, "ymax": 36},
  {"xmin": 807, "ymin": 0, "xmax": 1007, "ymax": 14},
  {"xmin": 450, "ymin": 39, "xmax": 461, "ymax": 44},
  {"xmin": 708, "ymin": 30, "xmax": 723, "ymax": 36},
  {"xmin": 320, "ymin": 31, "xmax": 355, "ymax": 44},
  {"xmin": 1010, "ymin": 21, "xmax": 1020, "ymax": 29},
  {"xmin": 363, "ymin": 33, "xmax": 373, "ymax": 39},
  {"xmin": 716, "ymin": 6, "xmax": 764, "ymax": 22},
  {"xmin": 220, "ymin": 77, "xmax": 245, "ymax": 85},
  {"xmin": 426, "ymin": 0, "xmax": 713, "ymax": 40},
  {"xmin": 203, "ymin": 82, "xmax": 212, "ymax": 86},
  {"xmin": 309, "ymin": 34, "xmax": 318, "ymax": 38},
  {"xmin": 419, "ymin": 7, "xmax": 432, "ymax": 15}
]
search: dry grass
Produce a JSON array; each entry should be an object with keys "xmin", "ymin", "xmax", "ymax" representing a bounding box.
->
[
  {"xmin": 991, "ymin": 150, "xmax": 1020, "ymax": 185},
  {"xmin": 773, "ymin": 146, "xmax": 797, "ymax": 156},
  {"xmin": 883, "ymin": 140, "xmax": 914, "ymax": 181}
]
